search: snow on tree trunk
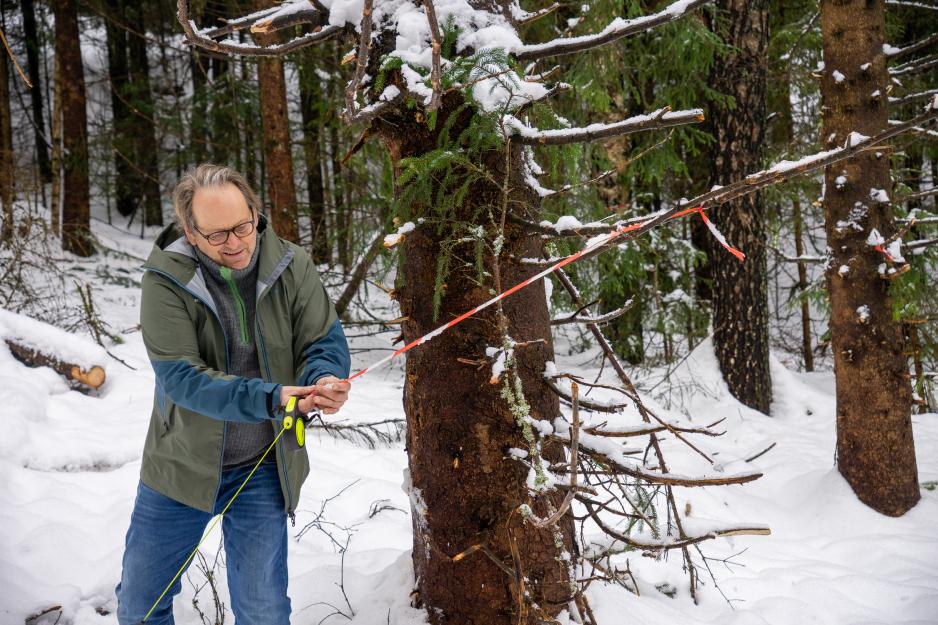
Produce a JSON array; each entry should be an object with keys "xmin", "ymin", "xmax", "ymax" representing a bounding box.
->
[
  {"xmin": 53, "ymin": 0, "xmax": 93, "ymax": 257},
  {"xmin": 705, "ymin": 0, "xmax": 772, "ymax": 414},
  {"xmin": 819, "ymin": 0, "xmax": 919, "ymax": 516}
]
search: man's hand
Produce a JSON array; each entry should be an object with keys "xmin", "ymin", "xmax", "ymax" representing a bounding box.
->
[
  {"xmin": 279, "ymin": 385, "xmax": 317, "ymax": 414},
  {"xmin": 298, "ymin": 376, "xmax": 350, "ymax": 415}
]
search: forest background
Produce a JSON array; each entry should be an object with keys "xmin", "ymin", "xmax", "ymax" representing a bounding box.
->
[{"xmin": 0, "ymin": 1, "xmax": 937, "ymax": 624}]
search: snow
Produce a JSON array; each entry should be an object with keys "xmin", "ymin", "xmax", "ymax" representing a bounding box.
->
[
  {"xmin": 856, "ymin": 305, "xmax": 871, "ymax": 323},
  {"xmin": 870, "ymin": 188, "xmax": 891, "ymax": 203},
  {"xmin": 835, "ymin": 175, "xmax": 847, "ymax": 189},
  {"xmin": 0, "ymin": 309, "xmax": 108, "ymax": 371},
  {"xmin": 832, "ymin": 69, "xmax": 846, "ymax": 83},
  {"xmin": 2, "ymin": 222, "xmax": 938, "ymax": 625},
  {"xmin": 383, "ymin": 220, "xmax": 416, "ymax": 248}
]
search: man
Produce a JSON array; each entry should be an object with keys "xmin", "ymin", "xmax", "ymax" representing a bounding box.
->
[{"xmin": 116, "ymin": 164, "xmax": 351, "ymax": 625}]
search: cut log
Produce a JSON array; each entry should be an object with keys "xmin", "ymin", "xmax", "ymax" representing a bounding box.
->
[{"xmin": 5, "ymin": 339, "xmax": 106, "ymax": 389}]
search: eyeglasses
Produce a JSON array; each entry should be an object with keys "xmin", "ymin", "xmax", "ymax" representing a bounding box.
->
[{"xmin": 194, "ymin": 215, "xmax": 256, "ymax": 246}]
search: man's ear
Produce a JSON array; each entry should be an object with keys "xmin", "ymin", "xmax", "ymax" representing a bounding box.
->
[{"xmin": 184, "ymin": 228, "xmax": 198, "ymax": 246}]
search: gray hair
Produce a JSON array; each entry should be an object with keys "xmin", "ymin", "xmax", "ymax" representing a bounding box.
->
[{"xmin": 172, "ymin": 164, "xmax": 261, "ymax": 232}]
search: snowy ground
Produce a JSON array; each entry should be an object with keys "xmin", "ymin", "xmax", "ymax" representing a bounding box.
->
[{"xmin": 1, "ymin": 219, "xmax": 937, "ymax": 625}]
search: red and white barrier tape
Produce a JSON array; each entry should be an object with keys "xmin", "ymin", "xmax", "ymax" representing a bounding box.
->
[{"xmin": 345, "ymin": 205, "xmax": 743, "ymax": 383}]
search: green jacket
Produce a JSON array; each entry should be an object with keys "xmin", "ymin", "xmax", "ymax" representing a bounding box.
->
[{"xmin": 139, "ymin": 218, "xmax": 350, "ymax": 513}]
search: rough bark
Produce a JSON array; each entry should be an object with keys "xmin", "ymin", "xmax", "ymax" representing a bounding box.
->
[
  {"xmin": 705, "ymin": 0, "xmax": 771, "ymax": 413},
  {"xmin": 20, "ymin": 0, "xmax": 52, "ymax": 184},
  {"xmin": 1, "ymin": 40, "xmax": 13, "ymax": 245},
  {"xmin": 125, "ymin": 2, "xmax": 163, "ymax": 226},
  {"xmin": 53, "ymin": 0, "xmax": 93, "ymax": 256},
  {"xmin": 252, "ymin": 0, "xmax": 298, "ymax": 243},
  {"xmin": 819, "ymin": 0, "xmax": 919, "ymax": 516},
  {"xmin": 378, "ymin": 93, "xmax": 573, "ymax": 625}
]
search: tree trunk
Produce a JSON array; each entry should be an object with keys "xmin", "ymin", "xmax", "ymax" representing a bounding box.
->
[
  {"xmin": 819, "ymin": 0, "xmax": 919, "ymax": 516},
  {"xmin": 377, "ymin": 94, "xmax": 573, "ymax": 625},
  {"xmin": 125, "ymin": 2, "xmax": 163, "ymax": 226},
  {"xmin": 252, "ymin": 0, "xmax": 298, "ymax": 242},
  {"xmin": 50, "ymin": 52, "xmax": 61, "ymax": 237},
  {"xmin": 0, "ymin": 39, "xmax": 13, "ymax": 245},
  {"xmin": 705, "ymin": 0, "xmax": 771, "ymax": 413},
  {"xmin": 54, "ymin": 0, "xmax": 93, "ymax": 256},
  {"xmin": 20, "ymin": 0, "xmax": 52, "ymax": 185},
  {"xmin": 299, "ymin": 56, "xmax": 329, "ymax": 263},
  {"xmin": 104, "ymin": 0, "xmax": 136, "ymax": 218}
]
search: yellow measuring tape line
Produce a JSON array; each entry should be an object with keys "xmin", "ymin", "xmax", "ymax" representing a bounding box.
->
[{"xmin": 141, "ymin": 423, "xmax": 288, "ymax": 623}]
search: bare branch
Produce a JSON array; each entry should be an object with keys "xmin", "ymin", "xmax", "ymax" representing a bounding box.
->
[
  {"xmin": 423, "ymin": 0, "xmax": 443, "ymax": 112},
  {"xmin": 572, "ymin": 101, "xmax": 938, "ymax": 265},
  {"xmin": 890, "ymin": 88, "xmax": 938, "ymax": 107},
  {"xmin": 906, "ymin": 235, "xmax": 938, "ymax": 250},
  {"xmin": 178, "ymin": 0, "xmax": 342, "ymax": 57},
  {"xmin": 252, "ymin": 5, "xmax": 324, "ymax": 34},
  {"xmin": 202, "ymin": 5, "xmax": 283, "ymax": 38},
  {"xmin": 514, "ymin": 0, "xmax": 711, "ymax": 61},
  {"xmin": 514, "ymin": 3, "xmax": 560, "ymax": 26},
  {"xmin": 886, "ymin": 0, "xmax": 938, "ymax": 11},
  {"xmin": 583, "ymin": 500, "xmax": 770, "ymax": 551},
  {"xmin": 509, "ymin": 107, "xmax": 704, "ymax": 146},
  {"xmin": 552, "ymin": 300, "xmax": 634, "ymax": 326},
  {"xmin": 890, "ymin": 52, "xmax": 938, "ymax": 76},
  {"xmin": 546, "ymin": 378, "xmax": 629, "ymax": 413},
  {"xmin": 343, "ymin": 0, "xmax": 374, "ymax": 122},
  {"xmin": 885, "ymin": 32, "xmax": 938, "ymax": 60}
]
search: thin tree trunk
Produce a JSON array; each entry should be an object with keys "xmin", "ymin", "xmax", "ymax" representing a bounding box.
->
[
  {"xmin": 125, "ymin": 2, "xmax": 162, "ymax": 226},
  {"xmin": 793, "ymin": 197, "xmax": 813, "ymax": 371},
  {"xmin": 54, "ymin": 0, "xmax": 93, "ymax": 256},
  {"xmin": 705, "ymin": 0, "xmax": 771, "ymax": 413},
  {"xmin": 819, "ymin": 0, "xmax": 918, "ymax": 516},
  {"xmin": 50, "ymin": 53, "xmax": 61, "ymax": 237},
  {"xmin": 0, "ymin": 41, "xmax": 13, "ymax": 245},
  {"xmin": 104, "ymin": 0, "xmax": 136, "ymax": 218},
  {"xmin": 252, "ymin": 0, "xmax": 298, "ymax": 242},
  {"xmin": 299, "ymin": 56, "xmax": 328, "ymax": 262},
  {"xmin": 20, "ymin": 0, "xmax": 52, "ymax": 185},
  {"xmin": 239, "ymin": 42, "xmax": 257, "ymax": 188}
]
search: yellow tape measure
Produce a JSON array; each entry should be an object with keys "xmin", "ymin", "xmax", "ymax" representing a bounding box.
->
[{"xmin": 281, "ymin": 395, "xmax": 307, "ymax": 450}]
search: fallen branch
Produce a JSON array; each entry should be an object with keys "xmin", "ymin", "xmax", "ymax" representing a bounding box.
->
[{"xmin": 5, "ymin": 339, "xmax": 106, "ymax": 389}]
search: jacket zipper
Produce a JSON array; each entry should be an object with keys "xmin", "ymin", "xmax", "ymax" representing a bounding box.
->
[
  {"xmin": 218, "ymin": 266, "xmax": 251, "ymax": 346},
  {"xmin": 144, "ymin": 267, "xmax": 231, "ymax": 508}
]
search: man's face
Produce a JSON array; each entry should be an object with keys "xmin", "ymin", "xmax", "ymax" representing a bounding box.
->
[{"xmin": 185, "ymin": 183, "xmax": 258, "ymax": 270}]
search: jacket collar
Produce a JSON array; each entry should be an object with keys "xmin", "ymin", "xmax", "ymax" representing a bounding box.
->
[{"xmin": 144, "ymin": 214, "xmax": 295, "ymax": 304}]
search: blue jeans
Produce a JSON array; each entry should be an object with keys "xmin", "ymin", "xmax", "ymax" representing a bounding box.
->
[{"xmin": 115, "ymin": 461, "xmax": 290, "ymax": 625}]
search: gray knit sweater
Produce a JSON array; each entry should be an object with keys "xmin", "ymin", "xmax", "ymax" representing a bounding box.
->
[{"xmin": 194, "ymin": 244, "xmax": 276, "ymax": 468}]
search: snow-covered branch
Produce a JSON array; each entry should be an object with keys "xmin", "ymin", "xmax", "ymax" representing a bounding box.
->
[
  {"xmin": 890, "ymin": 88, "xmax": 938, "ymax": 107},
  {"xmin": 514, "ymin": 0, "xmax": 712, "ymax": 61},
  {"xmin": 508, "ymin": 107, "xmax": 704, "ymax": 146},
  {"xmin": 177, "ymin": 0, "xmax": 342, "ymax": 57},
  {"xmin": 890, "ymin": 52, "xmax": 938, "ymax": 76},
  {"xmin": 884, "ymin": 31, "xmax": 938, "ymax": 60}
]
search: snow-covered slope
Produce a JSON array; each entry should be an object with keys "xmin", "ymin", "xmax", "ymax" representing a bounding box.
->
[{"xmin": 1, "ymin": 221, "xmax": 936, "ymax": 625}]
